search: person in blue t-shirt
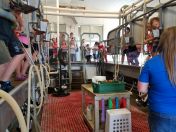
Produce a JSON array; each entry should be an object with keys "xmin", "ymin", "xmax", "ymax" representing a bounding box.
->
[{"xmin": 138, "ymin": 26, "xmax": 176, "ymax": 132}]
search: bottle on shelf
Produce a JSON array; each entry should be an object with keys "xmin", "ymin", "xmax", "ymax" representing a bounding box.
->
[
  {"xmin": 108, "ymin": 97, "xmax": 113, "ymax": 109},
  {"xmin": 115, "ymin": 97, "xmax": 119, "ymax": 109}
]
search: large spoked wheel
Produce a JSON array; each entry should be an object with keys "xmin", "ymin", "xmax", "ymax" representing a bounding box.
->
[
  {"xmin": 27, "ymin": 65, "xmax": 43, "ymax": 132},
  {"xmin": 40, "ymin": 64, "xmax": 50, "ymax": 97}
]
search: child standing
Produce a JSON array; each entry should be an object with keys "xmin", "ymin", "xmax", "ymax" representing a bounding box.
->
[
  {"xmin": 70, "ymin": 38, "xmax": 77, "ymax": 62},
  {"xmin": 52, "ymin": 38, "xmax": 58, "ymax": 58},
  {"xmin": 150, "ymin": 17, "xmax": 160, "ymax": 56},
  {"xmin": 70, "ymin": 32, "xmax": 77, "ymax": 62},
  {"xmin": 144, "ymin": 23, "xmax": 153, "ymax": 55},
  {"xmin": 121, "ymin": 27, "xmax": 133, "ymax": 65},
  {"xmin": 61, "ymin": 34, "xmax": 68, "ymax": 61},
  {"xmin": 92, "ymin": 42, "xmax": 99, "ymax": 62},
  {"xmin": 85, "ymin": 44, "xmax": 91, "ymax": 63}
]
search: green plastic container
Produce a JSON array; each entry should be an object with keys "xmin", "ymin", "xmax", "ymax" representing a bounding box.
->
[{"xmin": 92, "ymin": 81, "xmax": 125, "ymax": 93}]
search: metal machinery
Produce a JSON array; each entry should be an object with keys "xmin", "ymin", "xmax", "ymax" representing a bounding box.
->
[
  {"xmin": 49, "ymin": 32, "xmax": 72, "ymax": 96},
  {"xmin": 80, "ymin": 33, "xmax": 102, "ymax": 82},
  {"xmin": 106, "ymin": 0, "xmax": 176, "ymax": 103},
  {"xmin": 1, "ymin": 0, "xmax": 176, "ymax": 131},
  {"xmin": 0, "ymin": 0, "xmax": 51, "ymax": 131}
]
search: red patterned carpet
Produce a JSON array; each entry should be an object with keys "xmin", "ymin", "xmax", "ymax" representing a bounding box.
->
[{"xmin": 41, "ymin": 91, "xmax": 149, "ymax": 132}]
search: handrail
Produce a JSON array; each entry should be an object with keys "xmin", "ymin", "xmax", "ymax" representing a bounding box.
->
[
  {"xmin": 0, "ymin": 81, "xmax": 28, "ymax": 132},
  {"xmin": 107, "ymin": 0, "xmax": 176, "ymax": 41}
]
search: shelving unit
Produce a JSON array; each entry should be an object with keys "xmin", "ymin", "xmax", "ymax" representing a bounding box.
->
[
  {"xmin": 71, "ymin": 68, "xmax": 84, "ymax": 89},
  {"xmin": 53, "ymin": 32, "xmax": 72, "ymax": 95},
  {"xmin": 60, "ymin": 67, "xmax": 71, "ymax": 87},
  {"xmin": 81, "ymin": 84, "xmax": 131, "ymax": 132}
]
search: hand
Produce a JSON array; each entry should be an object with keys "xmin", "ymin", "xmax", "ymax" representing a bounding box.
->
[{"xmin": 144, "ymin": 40, "xmax": 147, "ymax": 44}]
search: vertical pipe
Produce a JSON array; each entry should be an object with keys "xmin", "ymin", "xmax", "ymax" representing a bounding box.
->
[
  {"xmin": 44, "ymin": 0, "xmax": 50, "ymax": 64},
  {"xmin": 56, "ymin": 0, "xmax": 61, "ymax": 89},
  {"xmin": 45, "ymin": 0, "xmax": 48, "ymax": 19},
  {"xmin": 142, "ymin": 0, "xmax": 147, "ymax": 56},
  {"xmin": 56, "ymin": 0, "xmax": 59, "ymax": 47},
  {"xmin": 158, "ymin": 7, "xmax": 163, "ymax": 30}
]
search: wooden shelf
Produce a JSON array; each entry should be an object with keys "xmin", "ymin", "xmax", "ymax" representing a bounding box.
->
[
  {"xmin": 83, "ymin": 113, "xmax": 94, "ymax": 130},
  {"xmin": 82, "ymin": 84, "xmax": 131, "ymax": 132}
]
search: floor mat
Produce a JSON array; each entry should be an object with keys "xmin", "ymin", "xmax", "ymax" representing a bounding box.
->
[{"xmin": 41, "ymin": 91, "xmax": 149, "ymax": 132}]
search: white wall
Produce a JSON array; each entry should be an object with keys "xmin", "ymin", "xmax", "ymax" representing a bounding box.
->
[
  {"xmin": 75, "ymin": 17, "xmax": 119, "ymax": 40},
  {"xmin": 103, "ymin": 19, "xmax": 119, "ymax": 40},
  {"xmin": 163, "ymin": 7, "xmax": 176, "ymax": 28},
  {"xmin": 46, "ymin": 15, "xmax": 120, "ymax": 42},
  {"xmin": 45, "ymin": 15, "xmax": 78, "ymax": 36}
]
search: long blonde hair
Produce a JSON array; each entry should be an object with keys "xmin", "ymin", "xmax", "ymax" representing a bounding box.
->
[{"xmin": 158, "ymin": 27, "xmax": 176, "ymax": 85}]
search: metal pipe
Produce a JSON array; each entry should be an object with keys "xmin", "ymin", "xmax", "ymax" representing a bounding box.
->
[
  {"xmin": 43, "ymin": 6, "xmax": 119, "ymax": 15},
  {"xmin": 123, "ymin": 0, "xmax": 152, "ymax": 13},
  {"xmin": 124, "ymin": 0, "xmax": 153, "ymax": 17},
  {"xmin": 123, "ymin": 0, "xmax": 143, "ymax": 12},
  {"xmin": 119, "ymin": 5, "xmax": 128, "ymax": 28},
  {"xmin": 44, "ymin": 12, "xmax": 119, "ymax": 18},
  {"xmin": 49, "ymin": 70, "xmax": 59, "ymax": 75},
  {"xmin": 45, "ymin": 0, "xmax": 48, "ymax": 19},
  {"xmin": 128, "ymin": 0, "xmax": 175, "ymax": 22},
  {"xmin": 56, "ymin": 0, "xmax": 59, "ymax": 47},
  {"xmin": 107, "ymin": 0, "xmax": 175, "ymax": 40},
  {"xmin": 141, "ymin": 0, "xmax": 148, "ymax": 54}
]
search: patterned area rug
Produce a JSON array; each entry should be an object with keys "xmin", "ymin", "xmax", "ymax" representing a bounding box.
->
[
  {"xmin": 41, "ymin": 91, "xmax": 149, "ymax": 132},
  {"xmin": 131, "ymin": 105, "xmax": 149, "ymax": 132}
]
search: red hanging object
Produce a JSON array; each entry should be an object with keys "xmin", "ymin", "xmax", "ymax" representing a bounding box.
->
[{"xmin": 120, "ymin": 97, "xmax": 127, "ymax": 108}]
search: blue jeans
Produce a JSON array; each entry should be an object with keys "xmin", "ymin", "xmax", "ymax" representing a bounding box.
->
[
  {"xmin": 128, "ymin": 51, "xmax": 139, "ymax": 66},
  {"xmin": 148, "ymin": 111, "xmax": 176, "ymax": 132},
  {"xmin": 71, "ymin": 54, "xmax": 76, "ymax": 62},
  {"xmin": 93, "ymin": 53, "xmax": 98, "ymax": 60}
]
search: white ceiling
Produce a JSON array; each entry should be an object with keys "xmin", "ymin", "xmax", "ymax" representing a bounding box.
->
[
  {"xmin": 42, "ymin": 0, "xmax": 139, "ymax": 12},
  {"xmin": 42, "ymin": 0, "xmax": 139, "ymax": 24},
  {"xmin": 42, "ymin": 0, "xmax": 165, "ymax": 26}
]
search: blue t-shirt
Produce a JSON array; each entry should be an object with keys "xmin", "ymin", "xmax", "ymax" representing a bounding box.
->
[{"xmin": 139, "ymin": 55, "xmax": 176, "ymax": 115}]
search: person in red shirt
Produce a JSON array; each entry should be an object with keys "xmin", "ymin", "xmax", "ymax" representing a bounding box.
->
[
  {"xmin": 52, "ymin": 38, "xmax": 58, "ymax": 58},
  {"xmin": 60, "ymin": 34, "xmax": 68, "ymax": 61},
  {"xmin": 149, "ymin": 17, "xmax": 160, "ymax": 57},
  {"xmin": 144, "ymin": 23, "xmax": 153, "ymax": 55},
  {"xmin": 98, "ymin": 43, "xmax": 107, "ymax": 63}
]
